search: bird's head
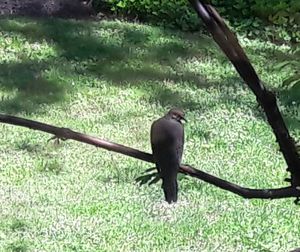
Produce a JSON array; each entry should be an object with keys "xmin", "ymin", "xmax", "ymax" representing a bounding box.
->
[{"xmin": 167, "ymin": 108, "xmax": 187, "ymax": 124}]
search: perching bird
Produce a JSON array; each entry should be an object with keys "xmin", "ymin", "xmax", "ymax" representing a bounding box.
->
[{"xmin": 150, "ymin": 108, "xmax": 186, "ymax": 203}]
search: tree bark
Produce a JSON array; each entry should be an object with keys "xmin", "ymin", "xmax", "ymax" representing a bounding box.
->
[
  {"xmin": 189, "ymin": 0, "xmax": 300, "ymax": 187},
  {"xmin": 1, "ymin": 113, "xmax": 299, "ymax": 200}
]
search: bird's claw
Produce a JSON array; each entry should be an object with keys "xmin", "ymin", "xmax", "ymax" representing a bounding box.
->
[
  {"xmin": 136, "ymin": 170, "xmax": 160, "ymax": 186},
  {"xmin": 148, "ymin": 175, "xmax": 160, "ymax": 185},
  {"xmin": 145, "ymin": 167, "xmax": 157, "ymax": 173}
]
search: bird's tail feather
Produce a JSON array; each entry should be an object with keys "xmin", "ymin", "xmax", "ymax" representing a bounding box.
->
[{"xmin": 162, "ymin": 179, "xmax": 178, "ymax": 204}]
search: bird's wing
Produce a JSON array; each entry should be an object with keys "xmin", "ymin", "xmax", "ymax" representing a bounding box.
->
[
  {"xmin": 175, "ymin": 123, "xmax": 184, "ymax": 164},
  {"xmin": 150, "ymin": 119, "xmax": 162, "ymax": 173},
  {"xmin": 151, "ymin": 117, "xmax": 184, "ymax": 170}
]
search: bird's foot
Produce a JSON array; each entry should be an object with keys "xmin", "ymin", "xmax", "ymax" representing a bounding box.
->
[{"xmin": 135, "ymin": 167, "xmax": 160, "ymax": 186}]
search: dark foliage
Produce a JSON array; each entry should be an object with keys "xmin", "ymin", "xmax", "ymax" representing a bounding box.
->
[
  {"xmin": 93, "ymin": 0, "xmax": 300, "ymax": 43},
  {"xmin": 0, "ymin": 0, "xmax": 92, "ymax": 18}
]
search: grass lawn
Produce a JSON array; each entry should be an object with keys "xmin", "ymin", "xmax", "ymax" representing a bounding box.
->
[{"xmin": 0, "ymin": 17, "xmax": 300, "ymax": 251}]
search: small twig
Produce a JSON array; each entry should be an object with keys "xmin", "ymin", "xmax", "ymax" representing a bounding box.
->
[{"xmin": 47, "ymin": 135, "xmax": 67, "ymax": 144}]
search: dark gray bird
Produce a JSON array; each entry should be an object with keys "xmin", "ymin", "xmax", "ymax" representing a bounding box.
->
[{"xmin": 150, "ymin": 108, "xmax": 186, "ymax": 203}]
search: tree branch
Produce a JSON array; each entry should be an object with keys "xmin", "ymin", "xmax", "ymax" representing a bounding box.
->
[
  {"xmin": 0, "ymin": 114, "xmax": 153, "ymax": 163},
  {"xmin": 1, "ymin": 113, "xmax": 299, "ymax": 200},
  {"xmin": 189, "ymin": 0, "xmax": 300, "ymax": 187}
]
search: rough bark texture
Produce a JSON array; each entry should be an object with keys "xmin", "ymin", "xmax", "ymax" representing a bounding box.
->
[
  {"xmin": 189, "ymin": 0, "xmax": 300, "ymax": 189},
  {"xmin": 0, "ymin": 0, "xmax": 92, "ymax": 18}
]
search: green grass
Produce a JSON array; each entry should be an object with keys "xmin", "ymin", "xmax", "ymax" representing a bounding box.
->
[{"xmin": 0, "ymin": 17, "xmax": 299, "ymax": 251}]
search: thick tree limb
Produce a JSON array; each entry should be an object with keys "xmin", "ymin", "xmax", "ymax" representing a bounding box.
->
[
  {"xmin": 0, "ymin": 114, "xmax": 153, "ymax": 163},
  {"xmin": 1, "ymin": 113, "xmax": 300, "ymax": 200},
  {"xmin": 189, "ymin": 0, "xmax": 300, "ymax": 187}
]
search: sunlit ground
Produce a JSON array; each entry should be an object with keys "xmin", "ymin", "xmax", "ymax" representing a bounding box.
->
[{"xmin": 0, "ymin": 17, "xmax": 299, "ymax": 251}]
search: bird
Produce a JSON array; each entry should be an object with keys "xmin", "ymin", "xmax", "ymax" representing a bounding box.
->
[{"xmin": 150, "ymin": 108, "xmax": 186, "ymax": 203}]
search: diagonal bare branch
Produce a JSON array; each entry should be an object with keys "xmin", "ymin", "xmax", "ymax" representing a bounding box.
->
[{"xmin": 189, "ymin": 0, "xmax": 300, "ymax": 187}]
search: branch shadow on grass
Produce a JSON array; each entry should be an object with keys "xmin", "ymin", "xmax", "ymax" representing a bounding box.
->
[
  {"xmin": 0, "ymin": 60, "xmax": 66, "ymax": 114},
  {"xmin": 0, "ymin": 18, "xmax": 216, "ymax": 113},
  {"xmin": 0, "ymin": 17, "xmax": 261, "ymax": 115}
]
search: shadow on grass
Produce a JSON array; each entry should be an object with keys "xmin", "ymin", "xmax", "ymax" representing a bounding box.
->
[
  {"xmin": 0, "ymin": 17, "xmax": 258, "ymax": 115},
  {"xmin": 277, "ymin": 84, "xmax": 300, "ymax": 132},
  {"xmin": 0, "ymin": 18, "xmax": 215, "ymax": 113},
  {"xmin": 0, "ymin": 61, "xmax": 66, "ymax": 113},
  {"xmin": 269, "ymin": 48, "xmax": 300, "ymax": 131}
]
